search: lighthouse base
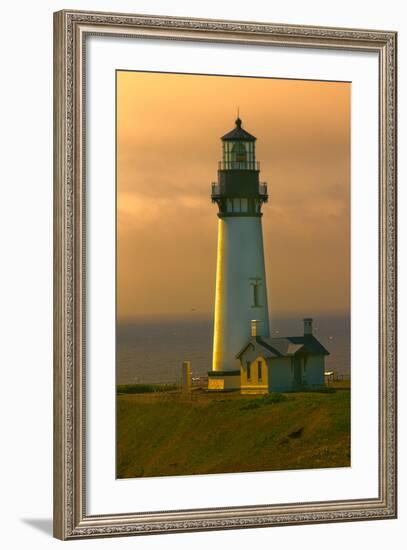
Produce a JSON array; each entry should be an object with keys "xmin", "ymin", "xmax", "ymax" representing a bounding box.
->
[{"xmin": 207, "ymin": 370, "xmax": 240, "ymax": 392}]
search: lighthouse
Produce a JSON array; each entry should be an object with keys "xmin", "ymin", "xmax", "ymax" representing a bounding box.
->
[{"xmin": 208, "ymin": 117, "xmax": 270, "ymax": 391}]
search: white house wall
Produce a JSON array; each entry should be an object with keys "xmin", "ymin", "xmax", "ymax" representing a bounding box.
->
[
  {"xmin": 240, "ymin": 355, "xmax": 268, "ymax": 395},
  {"xmin": 305, "ymin": 355, "xmax": 325, "ymax": 387},
  {"xmin": 268, "ymin": 357, "xmax": 293, "ymax": 392},
  {"xmin": 267, "ymin": 355, "xmax": 325, "ymax": 391}
]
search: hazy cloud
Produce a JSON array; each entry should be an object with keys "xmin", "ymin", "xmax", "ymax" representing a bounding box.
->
[{"xmin": 117, "ymin": 72, "xmax": 350, "ymax": 319}]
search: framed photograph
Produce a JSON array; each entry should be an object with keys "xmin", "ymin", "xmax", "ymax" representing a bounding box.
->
[{"xmin": 53, "ymin": 9, "xmax": 397, "ymax": 540}]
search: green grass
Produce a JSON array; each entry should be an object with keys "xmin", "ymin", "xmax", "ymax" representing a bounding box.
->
[
  {"xmin": 240, "ymin": 392, "xmax": 289, "ymax": 410},
  {"xmin": 117, "ymin": 383, "xmax": 179, "ymax": 394},
  {"xmin": 116, "ymin": 389, "xmax": 350, "ymax": 478}
]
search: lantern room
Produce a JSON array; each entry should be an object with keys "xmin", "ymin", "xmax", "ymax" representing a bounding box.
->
[
  {"xmin": 211, "ymin": 117, "xmax": 268, "ymax": 217},
  {"xmin": 220, "ymin": 117, "xmax": 257, "ymax": 170}
]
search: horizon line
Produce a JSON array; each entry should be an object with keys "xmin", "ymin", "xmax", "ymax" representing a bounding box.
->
[{"xmin": 117, "ymin": 310, "xmax": 351, "ymax": 324}]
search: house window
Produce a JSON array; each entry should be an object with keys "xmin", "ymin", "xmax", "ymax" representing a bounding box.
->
[
  {"xmin": 246, "ymin": 361, "xmax": 251, "ymax": 380},
  {"xmin": 258, "ymin": 361, "xmax": 262, "ymax": 380}
]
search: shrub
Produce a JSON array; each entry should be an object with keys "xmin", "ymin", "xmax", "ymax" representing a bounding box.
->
[
  {"xmin": 264, "ymin": 392, "xmax": 289, "ymax": 404},
  {"xmin": 240, "ymin": 392, "xmax": 288, "ymax": 410},
  {"xmin": 117, "ymin": 383, "xmax": 178, "ymax": 394}
]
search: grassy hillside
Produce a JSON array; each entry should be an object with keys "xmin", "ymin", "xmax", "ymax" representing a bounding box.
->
[{"xmin": 117, "ymin": 388, "xmax": 350, "ymax": 478}]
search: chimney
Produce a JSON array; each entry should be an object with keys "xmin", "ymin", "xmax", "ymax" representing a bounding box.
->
[
  {"xmin": 251, "ymin": 319, "xmax": 259, "ymax": 337},
  {"xmin": 303, "ymin": 318, "xmax": 313, "ymax": 336}
]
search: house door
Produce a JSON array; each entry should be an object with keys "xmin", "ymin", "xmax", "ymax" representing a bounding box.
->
[{"xmin": 293, "ymin": 357, "xmax": 302, "ymax": 385}]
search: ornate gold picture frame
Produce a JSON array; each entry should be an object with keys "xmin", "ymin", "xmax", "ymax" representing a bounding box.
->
[{"xmin": 53, "ymin": 9, "xmax": 397, "ymax": 540}]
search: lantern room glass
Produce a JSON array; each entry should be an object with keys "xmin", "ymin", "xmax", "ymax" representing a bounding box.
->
[{"xmin": 221, "ymin": 140, "xmax": 257, "ymax": 170}]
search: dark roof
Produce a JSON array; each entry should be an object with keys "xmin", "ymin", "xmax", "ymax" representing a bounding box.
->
[
  {"xmin": 236, "ymin": 341, "xmax": 278, "ymax": 360},
  {"xmin": 221, "ymin": 117, "xmax": 256, "ymax": 142},
  {"xmin": 259, "ymin": 335, "xmax": 329, "ymax": 356},
  {"xmin": 236, "ymin": 335, "xmax": 329, "ymax": 359}
]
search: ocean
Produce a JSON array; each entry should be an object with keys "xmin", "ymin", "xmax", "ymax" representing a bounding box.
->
[{"xmin": 116, "ymin": 315, "xmax": 350, "ymax": 385}]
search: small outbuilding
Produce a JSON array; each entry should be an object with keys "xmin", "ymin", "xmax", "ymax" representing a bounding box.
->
[{"xmin": 236, "ymin": 318, "xmax": 329, "ymax": 394}]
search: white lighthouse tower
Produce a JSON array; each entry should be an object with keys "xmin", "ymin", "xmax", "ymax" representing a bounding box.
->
[{"xmin": 208, "ymin": 117, "xmax": 270, "ymax": 391}]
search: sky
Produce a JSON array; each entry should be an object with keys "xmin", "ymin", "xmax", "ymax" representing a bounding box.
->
[{"xmin": 117, "ymin": 71, "xmax": 350, "ymax": 321}]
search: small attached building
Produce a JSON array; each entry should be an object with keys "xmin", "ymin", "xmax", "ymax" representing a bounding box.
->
[{"xmin": 237, "ymin": 319, "xmax": 329, "ymax": 394}]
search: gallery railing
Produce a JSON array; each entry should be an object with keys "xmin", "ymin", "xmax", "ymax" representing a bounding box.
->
[{"xmin": 218, "ymin": 160, "xmax": 260, "ymax": 170}]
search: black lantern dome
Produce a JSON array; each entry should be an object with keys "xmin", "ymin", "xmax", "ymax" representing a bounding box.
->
[{"xmin": 221, "ymin": 117, "xmax": 257, "ymax": 142}]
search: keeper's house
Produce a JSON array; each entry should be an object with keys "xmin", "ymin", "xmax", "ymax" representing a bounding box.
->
[{"xmin": 236, "ymin": 318, "xmax": 329, "ymax": 395}]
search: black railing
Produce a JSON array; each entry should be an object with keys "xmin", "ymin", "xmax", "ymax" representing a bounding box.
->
[
  {"xmin": 211, "ymin": 183, "xmax": 219, "ymax": 195},
  {"xmin": 218, "ymin": 160, "xmax": 260, "ymax": 170},
  {"xmin": 259, "ymin": 183, "xmax": 268, "ymax": 196}
]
